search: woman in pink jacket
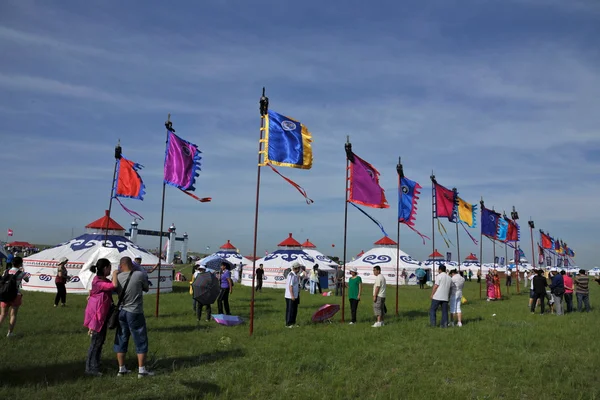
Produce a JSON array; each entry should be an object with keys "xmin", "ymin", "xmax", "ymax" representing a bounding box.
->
[{"xmin": 84, "ymin": 258, "xmax": 118, "ymax": 377}]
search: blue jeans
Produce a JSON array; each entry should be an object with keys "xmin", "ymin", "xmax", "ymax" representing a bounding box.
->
[
  {"xmin": 86, "ymin": 321, "xmax": 108, "ymax": 373},
  {"xmin": 577, "ymin": 293, "xmax": 590, "ymax": 312},
  {"xmin": 113, "ymin": 310, "xmax": 148, "ymax": 354},
  {"xmin": 429, "ymin": 299, "xmax": 449, "ymax": 328}
]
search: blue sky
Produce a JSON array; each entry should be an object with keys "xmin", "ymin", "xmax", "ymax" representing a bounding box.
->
[{"xmin": 1, "ymin": 0, "xmax": 599, "ymax": 267}]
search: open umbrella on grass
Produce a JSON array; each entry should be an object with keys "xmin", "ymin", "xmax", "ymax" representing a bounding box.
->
[
  {"xmin": 311, "ymin": 304, "xmax": 340, "ymax": 323},
  {"xmin": 191, "ymin": 271, "xmax": 220, "ymax": 305},
  {"xmin": 199, "ymin": 255, "xmax": 233, "ymax": 271}
]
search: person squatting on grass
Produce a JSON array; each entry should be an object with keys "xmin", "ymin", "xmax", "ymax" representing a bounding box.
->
[
  {"xmin": 347, "ymin": 267, "xmax": 362, "ymax": 325},
  {"xmin": 372, "ymin": 265, "xmax": 386, "ymax": 328},
  {"xmin": 217, "ymin": 262, "xmax": 233, "ymax": 315},
  {"xmin": 449, "ymin": 269, "xmax": 465, "ymax": 327},
  {"xmin": 0, "ymin": 256, "xmax": 29, "ymax": 337},
  {"xmin": 114, "ymin": 256, "xmax": 153, "ymax": 378},
  {"xmin": 429, "ymin": 264, "xmax": 451, "ymax": 328},
  {"xmin": 83, "ymin": 258, "xmax": 118, "ymax": 376},
  {"xmin": 284, "ymin": 262, "xmax": 301, "ymax": 328}
]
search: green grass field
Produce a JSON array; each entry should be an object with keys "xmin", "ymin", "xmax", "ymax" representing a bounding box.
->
[{"xmin": 1, "ymin": 273, "xmax": 600, "ymax": 400}]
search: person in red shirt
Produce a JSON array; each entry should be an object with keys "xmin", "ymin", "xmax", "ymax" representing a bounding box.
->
[{"xmin": 561, "ymin": 270, "xmax": 573, "ymax": 313}]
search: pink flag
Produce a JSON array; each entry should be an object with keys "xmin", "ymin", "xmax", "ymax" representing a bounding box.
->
[
  {"xmin": 7, "ymin": 229, "xmax": 13, "ymax": 237},
  {"xmin": 348, "ymin": 153, "xmax": 389, "ymax": 208}
]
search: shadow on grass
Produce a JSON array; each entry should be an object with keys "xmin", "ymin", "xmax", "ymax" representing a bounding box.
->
[
  {"xmin": 151, "ymin": 324, "xmax": 211, "ymax": 333},
  {"xmin": 0, "ymin": 349, "xmax": 244, "ymax": 388},
  {"xmin": 145, "ymin": 380, "xmax": 221, "ymax": 399}
]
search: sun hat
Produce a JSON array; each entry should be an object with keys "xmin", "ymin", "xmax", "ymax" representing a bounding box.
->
[
  {"xmin": 57, "ymin": 257, "xmax": 68, "ymax": 265},
  {"xmin": 350, "ymin": 267, "xmax": 358, "ymax": 273},
  {"xmin": 292, "ymin": 262, "xmax": 302, "ymax": 269}
]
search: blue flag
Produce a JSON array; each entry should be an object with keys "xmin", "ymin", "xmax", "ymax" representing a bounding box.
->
[
  {"xmin": 481, "ymin": 207, "xmax": 499, "ymax": 238},
  {"xmin": 497, "ymin": 217, "xmax": 508, "ymax": 241},
  {"xmin": 398, "ymin": 176, "xmax": 421, "ymax": 226},
  {"xmin": 261, "ymin": 110, "xmax": 312, "ymax": 169}
]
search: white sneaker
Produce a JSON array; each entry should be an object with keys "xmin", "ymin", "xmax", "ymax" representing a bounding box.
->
[
  {"xmin": 138, "ymin": 370, "xmax": 155, "ymax": 378},
  {"xmin": 117, "ymin": 368, "xmax": 132, "ymax": 377},
  {"xmin": 348, "ymin": 322, "xmax": 354, "ymax": 325},
  {"xmin": 457, "ymin": 322, "xmax": 463, "ymax": 327},
  {"xmin": 371, "ymin": 322, "xmax": 382, "ymax": 328},
  {"xmin": 6, "ymin": 332, "xmax": 15, "ymax": 338}
]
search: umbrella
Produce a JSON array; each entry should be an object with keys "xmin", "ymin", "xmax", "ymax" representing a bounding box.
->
[
  {"xmin": 311, "ymin": 304, "xmax": 340, "ymax": 323},
  {"xmin": 415, "ymin": 268, "xmax": 426, "ymax": 278},
  {"xmin": 212, "ymin": 314, "xmax": 244, "ymax": 326},
  {"xmin": 200, "ymin": 255, "xmax": 233, "ymax": 271},
  {"xmin": 191, "ymin": 271, "xmax": 220, "ymax": 305}
]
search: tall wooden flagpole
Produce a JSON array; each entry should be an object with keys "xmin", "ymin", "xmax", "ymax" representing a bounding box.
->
[
  {"xmin": 395, "ymin": 157, "xmax": 402, "ymax": 316},
  {"xmin": 511, "ymin": 206, "xmax": 520, "ymax": 295},
  {"xmin": 341, "ymin": 137, "xmax": 351, "ymax": 323},
  {"xmin": 453, "ymin": 188, "xmax": 460, "ymax": 272},
  {"xmin": 479, "ymin": 198, "xmax": 484, "ymax": 299},
  {"xmin": 155, "ymin": 114, "xmax": 172, "ymax": 318},
  {"xmin": 528, "ymin": 219, "xmax": 536, "ymax": 269},
  {"xmin": 250, "ymin": 88, "xmax": 268, "ymax": 336},
  {"xmin": 504, "ymin": 234, "xmax": 509, "ymax": 295},
  {"xmin": 430, "ymin": 172, "xmax": 436, "ymax": 281},
  {"xmin": 103, "ymin": 141, "xmax": 122, "ymax": 247}
]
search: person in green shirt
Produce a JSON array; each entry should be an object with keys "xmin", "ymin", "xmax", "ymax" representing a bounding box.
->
[{"xmin": 347, "ymin": 267, "xmax": 362, "ymax": 325}]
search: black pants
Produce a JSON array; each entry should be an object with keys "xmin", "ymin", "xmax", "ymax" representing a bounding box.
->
[
  {"xmin": 506, "ymin": 276, "xmax": 512, "ymax": 286},
  {"xmin": 285, "ymin": 297, "xmax": 299, "ymax": 326},
  {"xmin": 349, "ymin": 298, "xmax": 359, "ymax": 323},
  {"xmin": 217, "ymin": 289, "xmax": 230, "ymax": 315},
  {"xmin": 55, "ymin": 283, "xmax": 67, "ymax": 306},
  {"xmin": 195, "ymin": 301, "xmax": 212, "ymax": 321},
  {"xmin": 316, "ymin": 282, "xmax": 322, "ymax": 294},
  {"xmin": 531, "ymin": 292, "xmax": 546, "ymax": 314},
  {"xmin": 335, "ymin": 282, "xmax": 343, "ymax": 296},
  {"xmin": 85, "ymin": 321, "xmax": 108, "ymax": 373},
  {"xmin": 255, "ymin": 278, "xmax": 263, "ymax": 292},
  {"xmin": 564, "ymin": 293, "xmax": 573, "ymax": 313}
]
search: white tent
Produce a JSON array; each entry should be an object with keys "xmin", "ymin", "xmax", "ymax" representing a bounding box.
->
[
  {"xmin": 344, "ymin": 236, "xmax": 426, "ymax": 285},
  {"xmin": 240, "ymin": 233, "xmax": 335, "ymax": 289},
  {"xmin": 300, "ymin": 239, "xmax": 339, "ymax": 269},
  {"xmin": 22, "ymin": 212, "xmax": 172, "ymax": 294},
  {"xmin": 197, "ymin": 240, "xmax": 253, "ymax": 282}
]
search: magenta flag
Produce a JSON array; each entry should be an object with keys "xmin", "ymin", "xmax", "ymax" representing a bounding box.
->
[
  {"xmin": 164, "ymin": 132, "xmax": 202, "ymax": 191},
  {"xmin": 348, "ymin": 152, "xmax": 389, "ymax": 208}
]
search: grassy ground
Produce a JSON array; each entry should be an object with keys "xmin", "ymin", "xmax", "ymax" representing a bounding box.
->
[{"xmin": 1, "ymin": 272, "xmax": 600, "ymax": 400}]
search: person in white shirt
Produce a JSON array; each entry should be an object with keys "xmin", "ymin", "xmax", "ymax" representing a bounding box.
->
[
  {"xmin": 429, "ymin": 264, "xmax": 452, "ymax": 328},
  {"xmin": 284, "ymin": 263, "xmax": 301, "ymax": 328},
  {"xmin": 449, "ymin": 270, "xmax": 466, "ymax": 327},
  {"xmin": 372, "ymin": 265, "xmax": 387, "ymax": 328}
]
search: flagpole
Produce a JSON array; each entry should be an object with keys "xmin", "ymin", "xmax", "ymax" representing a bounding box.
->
[
  {"xmin": 511, "ymin": 206, "xmax": 520, "ymax": 295},
  {"xmin": 249, "ymin": 88, "xmax": 268, "ymax": 336},
  {"xmin": 479, "ymin": 198, "xmax": 484, "ymax": 299},
  {"xmin": 395, "ymin": 157, "xmax": 402, "ymax": 316},
  {"xmin": 430, "ymin": 172, "xmax": 436, "ymax": 281},
  {"xmin": 341, "ymin": 136, "xmax": 351, "ymax": 323},
  {"xmin": 453, "ymin": 188, "xmax": 460, "ymax": 272},
  {"xmin": 103, "ymin": 141, "xmax": 122, "ymax": 247},
  {"xmin": 528, "ymin": 219, "xmax": 536, "ymax": 269},
  {"xmin": 155, "ymin": 114, "xmax": 171, "ymax": 318},
  {"xmin": 504, "ymin": 237, "xmax": 509, "ymax": 296}
]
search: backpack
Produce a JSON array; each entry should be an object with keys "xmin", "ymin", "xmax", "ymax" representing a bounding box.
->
[{"xmin": 0, "ymin": 270, "xmax": 19, "ymax": 303}]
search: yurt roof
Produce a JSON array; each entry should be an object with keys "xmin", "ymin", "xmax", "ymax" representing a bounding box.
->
[
  {"xmin": 219, "ymin": 240, "xmax": 237, "ymax": 250},
  {"xmin": 429, "ymin": 249, "xmax": 444, "ymax": 259},
  {"xmin": 465, "ymin": 253, "xmax": 478, "ymax": 261},
  {"xmin": 278, "ymin": 233, "xmax": 302, "ymax": 247},
  {"xmin": 85, "ymin": 210, "xmax": 125, "ymax": 231},
  {"xmin": 374, "ymin": 236, "xmax": 397, "ymax": 246},
  {"xmin": 301, "ymin": 239, "xmax": 316, "ymax": 248},
  {"xmin": 303, "ymin": 249, "xmax": 339, "ymax": 267}
]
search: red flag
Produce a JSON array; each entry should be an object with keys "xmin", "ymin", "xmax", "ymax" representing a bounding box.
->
[
  {"xmin": 7, "ymin": 229, "xmax": 13, "ymax": 237},
  {"xmin": 506, "ymin": 220, "xmax": 519, "ymax": 242},
  {"xmin": 541, "ymin": 232, "xmax": 553, "ymax": 249},
  {"xmin": 434, "ymin": 182, "xmax": 456, "ymax": 221},
  {"xmin": 348, "ymin": 152, "xmax": 389, "ymax": 209}
]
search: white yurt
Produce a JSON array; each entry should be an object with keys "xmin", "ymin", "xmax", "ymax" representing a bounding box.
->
[
  {"xmin": 422, "ymin": 249, "xmax": 459, "ymax": 269},
  {"xmin": 301, "ymin": 239, "xmax": 339, "ymax": 269},
  {"xmin": 22, "ymin": 211, "xmax": 173, "ymax": 294},
  {"xmin": 344, "ymin": 236, "xmax": 426, "ymax": 285},
  {"xmin": 198, "ymin": 239, "xmax": 253, "ymax": 282},
  {"xmin": 460, "ymin": 253, "xmax": 481, "ymax": 272},
  {"xmin": 241, "ymin": 233, "xmax": 335, "ymax": 289}
]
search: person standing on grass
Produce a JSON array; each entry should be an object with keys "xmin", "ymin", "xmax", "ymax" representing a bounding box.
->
[
  {"xmin": 54, "ymin": 257, "xmax": 69, "ymax": 307},
  {"xmin": 531, "ymin": 269, "xmax": 548, "ymax": 315},
  {"xmin": 284, "ymin": 263, "xmax": 301, "ymax": 328},
  {"xmin": 191, "ymin": 265, "xmax": 212, "ymax": 322},
  {"xmin": 574, "ymin": 269, "xmax": 590, "ymax": 312},
  {"xmin": 449, "ymin": 269, "xmax": 465, "ymax": 327},
  {"xmin": 335, "ymin": 267, "xmax": 344, "ymax": 296},
  {"xmin": 372, "ymin": 265, "xmax": 386, "ymax": 328},
  {"xmin": 309, "ymin": 265, "xmax": 319, "ymax": 294},
  {"xmin": 486, "ymin": 270, "xmax": 495, "ymax": 301},
  {"xmin": 113, "ymin": 256, "xmax": 153, "ymax": 378},
  {"xmin": 255, "ymin": 263, "xmax": 264, "ymax": 292},
  {"xmin": 549, "ymin": 269, "xmax": 565, "ymax": 315},
  {"xmin": 217, "ymin": 262, "xmax": 233, "ymax": 315},
  {"xmin": 527, "ymin": 270, "xmax": 537, "ymax": 310},
  {"xmin": 506, "ymin": 268, "xmax": 512, "ymax": 287},
  {"xmin": 347, "ymin": 267, "xmax": 362, "ymax": 325},
  {"xmin": 84, "ymin": 258, "xmax": 117, "ymax": 377},
  {"xmin": 562, "ymin": 270, "xmax": 574, "ymax": 313},
  {"xmin": 0, "ymin": 256, "xmax": 29, "ymax": 337},
  {"xmin": 429, "ymin": 264, "xmax": 451, "ymax": 328},
  {"xmin": 400, "ymin": 269, "xmax": 408, "ymax": 286}
]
